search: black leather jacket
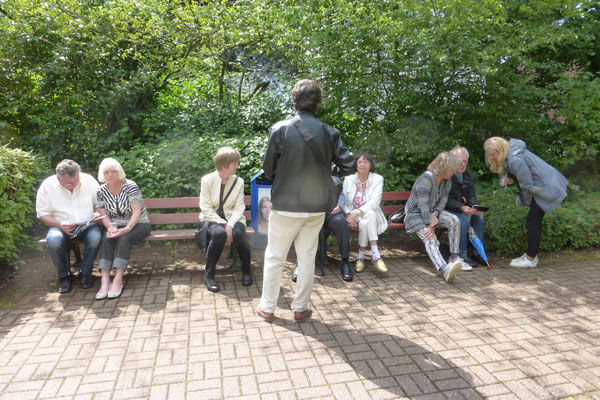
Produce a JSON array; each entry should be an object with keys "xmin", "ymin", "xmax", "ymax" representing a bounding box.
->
[
  {"xmin": 446, "ymin": 170, "xmax": 480, "ymax": 212},
  {"xmin": 263, "ymin": 111, "xmax": 355, "ymax": 213}
]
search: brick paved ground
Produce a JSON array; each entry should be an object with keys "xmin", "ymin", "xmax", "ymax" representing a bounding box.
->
[{"xmin": 0, "ymin": 242, "xmax": 599, "ymax": 399}]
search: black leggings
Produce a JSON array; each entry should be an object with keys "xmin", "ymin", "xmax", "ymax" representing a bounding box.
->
[
  {"xmin": 526, "ymin": 198, "xmax": 546, "ymax": 258},
  {"xmin": 205, "ymin": 222, "xmax": 251, "ymax": 278}
]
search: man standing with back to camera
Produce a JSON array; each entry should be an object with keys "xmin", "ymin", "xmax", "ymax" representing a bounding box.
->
[{"xmin": 257, "ymin": 79, "xmax": 355, "ymax": 322}]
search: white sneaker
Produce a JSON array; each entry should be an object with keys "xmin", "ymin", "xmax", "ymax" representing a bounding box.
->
[
  {"xmin": 509, "ymin": 254, "xmax": 538, "ymax": 268},
  {"xmin": 451, "ymin": 257, "xmax": 472, "ymax": 271},
  {"xmin": 443, "ymin": 260, "xmax": 462, "ymax": 283}
]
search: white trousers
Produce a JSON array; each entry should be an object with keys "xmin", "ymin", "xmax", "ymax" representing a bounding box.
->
[
  {"xmin": 356, "ymin": 209, "xmax": 379, "ymax": 247},
  {"xmin": 258, "ymin": 211, "xmax": 325, "ymax": 313}
]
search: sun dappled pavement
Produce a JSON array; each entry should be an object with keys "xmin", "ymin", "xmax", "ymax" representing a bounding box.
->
[{"xmin": 1, "ymin": 241, "xmax": 599, "ymax": 399}]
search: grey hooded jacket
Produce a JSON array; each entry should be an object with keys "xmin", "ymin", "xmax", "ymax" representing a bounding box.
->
[{"xmin": 504, "ymin": 138, "xmax": 568, "ymax": 213}]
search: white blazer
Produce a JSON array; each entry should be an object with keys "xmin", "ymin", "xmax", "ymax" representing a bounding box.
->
[
  {"xmin": 342, "ymin": 172, "xmax": 388, "ymax": 235},
  {"xmin": 199, "ymin": 171, "xmax": 246, "ymax": 227}
]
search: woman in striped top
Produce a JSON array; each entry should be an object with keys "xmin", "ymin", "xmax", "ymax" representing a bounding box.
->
[
  {"xmin": 404, "ymin": 152, "xmax": 466, "ymax": 283},
  {"xmin": 95, "ymin": 158, "xmax": 151, "ymax": 300}
]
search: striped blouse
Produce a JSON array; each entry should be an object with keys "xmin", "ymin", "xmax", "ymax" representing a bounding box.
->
[{"xmin": 96, "ymin": 179, "xmax": 150, "ymax": 227}]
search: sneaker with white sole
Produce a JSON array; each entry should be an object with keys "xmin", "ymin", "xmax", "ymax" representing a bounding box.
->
[
  {"xmin": 509, "ymin": 254, "xmax": 538, "ymax": 268},
  {"xmin": 442, "ymin": 259, "xmax": 462, "ymax": 283},
  {"xmin": 451, "ymin": 257, "xmax": 472, "ymax": 271}
]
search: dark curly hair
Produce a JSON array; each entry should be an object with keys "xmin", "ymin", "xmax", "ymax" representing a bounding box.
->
[{"xmin": 291, "ymin": 79, "xmax": 322, "ymax": 112}]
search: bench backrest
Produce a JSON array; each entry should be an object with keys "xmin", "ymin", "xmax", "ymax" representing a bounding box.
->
[
  {"xmin": 143, "ymin": 192, "xmax": 410, "ymax": 226},
  {"xmin": 143, "ymin": 197, "xmax": 252, "ymax": 226},
  {"xmin": 380, "ymin": 191, "xmax": 411, "ymax": 215}
]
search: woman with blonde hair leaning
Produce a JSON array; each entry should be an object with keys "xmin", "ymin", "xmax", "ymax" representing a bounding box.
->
[
  {"xmin": 199, "ymin": 146, "xmax": 252, "ymax": 292},
  {"xmin": 484, "ymin": 137, "xmax": 568, "ymax": 268},
  {"xmin": 341, "ymin": 152, "xmax": 388, "ymax": 273},
  {"xmin": 404, "ymin": 152, "xmax": 467, "ymax": 283},
  {"xmin": 95, "ymin": 158, "xmax": 152, "ymax": 299}
]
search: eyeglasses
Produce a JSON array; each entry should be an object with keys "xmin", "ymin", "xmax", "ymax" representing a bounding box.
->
[
  {"xmin": 58, "ymin": 175, "xmax": 80, "ymax": 188},
  {"xmin": 486, "ymin": 150, "xmax": 499, "ymax": 159}
]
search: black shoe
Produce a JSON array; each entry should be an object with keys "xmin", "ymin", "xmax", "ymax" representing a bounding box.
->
[
  {"xmin": 79, "ymin": 273, "xmax": 93, "ymax": 289},
  {"xmin": 204, "ymin": 276, "xmax": 220, "ymax": 292},
  {"xmin": 291, "ymin": 264, "xmax": 299, "ymax": 283},
  {"xmin": 460, "ymin": 253, "xmax": 478, "ymax": 267},
  {"xmin": 58, "ymin": 276, "xmax": 72, "ymax": 293},
  {"xmin": 472, "ymin": 253, "xmax": 487, "ymax": 266},
  {"xmin": 242, "ymin": 273, "xmax": 253, "ymax": 287},
  {"xmin": 341, "ymin": 261, "xmax": 353, "ymax": 282}
]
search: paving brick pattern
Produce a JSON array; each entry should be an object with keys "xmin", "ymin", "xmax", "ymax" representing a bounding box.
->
[{"xmin": 1, "ymin": 248, "xmax": 599, "ymax": 399}]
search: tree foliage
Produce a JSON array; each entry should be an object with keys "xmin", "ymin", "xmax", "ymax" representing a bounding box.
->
[
  {"xmin": 0, "ymin": 0, "xmax": 598, "ymax": 186},
  {"xmin": 0, "ymin": 146, "xmax": 48, "ymax": 266}
]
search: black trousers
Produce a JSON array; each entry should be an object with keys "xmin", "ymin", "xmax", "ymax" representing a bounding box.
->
[
  {"xmin": 320, "ymin": 211, "xmax": 350, "ymax": 260},
  {"xmin": 205, "ymin": 222, "xmax": 251, "ymax": 278},
  {"xmin": 526, "ymin": 198, "xmax": 546, "ymax": 258}
]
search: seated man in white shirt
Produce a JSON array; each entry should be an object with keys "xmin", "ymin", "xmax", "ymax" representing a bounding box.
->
[{"xmin": 36, "ymin": 159, "xmax": 102, "ymax": 293}]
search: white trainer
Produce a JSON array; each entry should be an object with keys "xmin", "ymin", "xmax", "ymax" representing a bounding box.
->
[
  {"xmin": 443, "ymin": 259, "xmax": 462, "ymax": 283},
  {"xmin": 510, "ymin": 254, "xmax": 538, "ymax": 268},
  {"xmin": 461, "ymin": 263, "xmax": 473, "ymax": 271}
]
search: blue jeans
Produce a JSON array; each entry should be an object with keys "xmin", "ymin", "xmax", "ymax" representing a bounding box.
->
[
  {"xmin": 46, "ymin": 224, "xmax": 102, "ymax": 278},
  {"xmin": 448, "ymin": 211, "xmax": 485, "ymax": 254}
]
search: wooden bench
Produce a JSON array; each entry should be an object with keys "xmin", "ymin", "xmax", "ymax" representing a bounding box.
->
[
  {"xmin": 143, "ymin": 196, "xmax": 254, "ymax": 240},
  {"xmin": 38, "ymin": 196, "xmax": 255, "ymax": 267},
  {"xmin": 39, "ymin": 191, "xmax": 411, "ymax": 269},
  {"xmin": 380, "ymin": 191, "xmax": 411, "ymax": 230},
  {"xmin": 141, "ymin": 191, "xmax": 410, "ymax": 241}
]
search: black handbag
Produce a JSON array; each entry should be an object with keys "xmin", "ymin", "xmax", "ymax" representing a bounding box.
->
[
  {"xmin": 194, "ymin": 221, "xmax": 209, "ymax": 253},
  {"xmin": 195, "ymin": 177, "xmax": 239, "ymax": 253},
  {"xmin": 389, "ymin": 207, "xmax": 406, "ymax": 223}
]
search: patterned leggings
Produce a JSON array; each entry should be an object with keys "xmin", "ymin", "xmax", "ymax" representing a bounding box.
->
[{"xmin": 416, "ymin": 211, "xmax": 460, "ymax": 271}]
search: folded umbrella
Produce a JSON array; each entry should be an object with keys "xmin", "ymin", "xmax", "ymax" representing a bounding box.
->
[{"xmin": 468, "ymin": 227, "xmax": 491, "ymax": 268}]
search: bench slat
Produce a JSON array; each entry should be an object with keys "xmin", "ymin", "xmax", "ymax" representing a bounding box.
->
[
  {"xmin": 381, "ymin": 191, "xmax": 411, "ymax": 201},
  {"xmin": 148, "ymin": 213, "xmax": 199, "ymax": 225}
]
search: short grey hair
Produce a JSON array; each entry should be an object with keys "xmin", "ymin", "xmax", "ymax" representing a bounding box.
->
[
  {"xmin": 55, "ymin": 159, "xmax": 81, "ymax": 178},
  {"xmin": 451, "ymin": 146, "xmax": 469, "ymax": 158},
  {"xmin": 291, "ymin": 79, "xmax": 322, "ymax": 112},
  {"xmin": 98, "ymin": 157, "xmax": 126, "ymax": 182}
]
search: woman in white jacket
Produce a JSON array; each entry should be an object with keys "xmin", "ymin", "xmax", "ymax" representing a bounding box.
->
[
  {"xmin": 342, "ymin": 152, "xmax": 388, "ymax": 273},
  {"xmin": 199, "ymin": 147, "xmax": 252, "ymax": 292}
]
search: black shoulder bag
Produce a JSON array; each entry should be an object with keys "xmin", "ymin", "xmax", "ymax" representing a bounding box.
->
[{"xmin": 195, "ymin": 177, "xmax": 239, "ymax": 252}]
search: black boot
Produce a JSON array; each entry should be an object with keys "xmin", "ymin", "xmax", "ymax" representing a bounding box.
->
[
  {"xmin": 341, "ymin": 260, "xmax": 353, "ymax": 282},
  {"xmin": 204, "ymin": 276, "xmax": 220, "ymax": 292}
]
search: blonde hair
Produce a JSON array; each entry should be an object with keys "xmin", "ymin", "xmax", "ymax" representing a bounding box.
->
[
  {"xmin": 97, "ymin": 157, "xmax": 126, "ymax": 182},
  {"xmin": 427, "ymin": 151, "xmax": 461, "ymax": 177},
  {"xmin": 484, "ymin": 137, "xmax": 510, "ymax": 174},
  {"xmin": 214, "ymin": 147, "xmax": 241, "ymax": 171}
]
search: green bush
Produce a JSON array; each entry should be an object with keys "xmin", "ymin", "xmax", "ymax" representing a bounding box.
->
[
  {"xmin": 478, "ymin": 184, "xmax": 600, "ymax": 254},
  {"xmin": 118, "ymin": 133, "xmax": 270, "ymax": 198},
  {"xmin": 0, "ymin": 146, "xmax": 47, "ymax": 266}
]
